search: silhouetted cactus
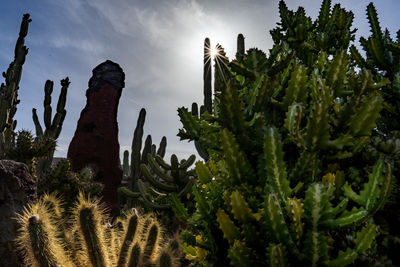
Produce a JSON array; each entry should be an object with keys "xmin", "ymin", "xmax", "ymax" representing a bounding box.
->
[
  {"xmin": 0, "ymin": 14, "xmax": 31, "ymax": 157},
  {"xmin": 32, "ymin": 77, "xmax": 70, "ymax": 176}
]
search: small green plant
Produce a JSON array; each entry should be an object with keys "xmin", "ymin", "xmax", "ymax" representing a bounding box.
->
[{"xmin": 15, "ymin": 193, "xmax": 183, "ymax": 267}]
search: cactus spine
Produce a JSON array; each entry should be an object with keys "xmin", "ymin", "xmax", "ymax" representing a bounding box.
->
[{"xmin": 15, "ymin": 194, "xmax": 181, "ymax": 267}]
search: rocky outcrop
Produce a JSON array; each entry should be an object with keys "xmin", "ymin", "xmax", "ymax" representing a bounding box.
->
[
  {"xmin": 0, "ymin": 160, "xmax": 37, "ymax": 267},
  {"xmin": 67, "ymin": 60, "xmax": 125, "ymax": 215}
]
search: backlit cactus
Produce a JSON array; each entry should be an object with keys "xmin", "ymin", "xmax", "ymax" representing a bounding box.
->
[
  {"xmin": 32, "ymin": 77, "xmax": 70, "ymax": 176},
  {"xmin": 177, "ymin": 1, "xmax": 392, "ymax": 265},
  {"xmin": 15, "ymin": 193, "xmax": 182, "ymax": 267}
]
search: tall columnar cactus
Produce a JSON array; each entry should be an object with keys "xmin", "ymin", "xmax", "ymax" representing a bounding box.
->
[
  {"xmin": 0, "ymin": 14, "xmax": 31, "ymax": 157},
  {"xmin": 120, "ymin": 153, "xmax": 196, "ymax": 210},
  {"xmin": 32, "ymin": 78, "xmax": 70, "ymax": 176},
  {"xmin": 177, "ymin": 1, "xmax": 393, "ymax": 265},
  {"xmin": 122, "ymin": 150, "xmax": 130, "ymax": 178},
  {"xmin": 124, "ymin": 108, "xmax": 167, "ymax": 207},
  {"xmin": 15, "ymin": 193, "xmax": 183, "ymax": 267}
]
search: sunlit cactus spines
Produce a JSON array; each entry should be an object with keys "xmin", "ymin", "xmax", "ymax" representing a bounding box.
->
[{"xmin": 15, "ymin": 194, "xmax": 181, "ymax": 267}]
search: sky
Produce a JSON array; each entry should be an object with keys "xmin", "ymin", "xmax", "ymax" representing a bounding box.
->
[{"xmin": 1, "ymin": 0, "xmax": 400, "ymax": 163}]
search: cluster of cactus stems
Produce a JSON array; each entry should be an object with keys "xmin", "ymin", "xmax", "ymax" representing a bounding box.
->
[
  {"xmin": 37, "ymin": 159, "xmax": 103, "ymax": 209},
  {"xmin": 15, "ymin": 192, "xmax": 182, "ymax": 267},
  {"xmin": 5, "ymin": 129, "xmax": 56, "ymax": 180},
  {"xmin": 119, "ymin": 108, "xmax": 196, "ymax": 211},
  {"xmin": 0, "ymin": 14, "xmax": 31, "ymax": 157},
  {"xmin": 176, "ymin": 0, "xmax": 397, "ymax": 266},
  {"xmin": 32, "ymin": 77, "xmax": 70, "ymax": 176}
]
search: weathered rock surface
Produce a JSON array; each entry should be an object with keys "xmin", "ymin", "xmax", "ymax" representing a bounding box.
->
[
  {"xmin": 67, "ymin": 60, "xmax": 124, "ymax": 215},
  {"xmin": 0, "ymin": 160, "xmax": 37, "ymax": 267}
]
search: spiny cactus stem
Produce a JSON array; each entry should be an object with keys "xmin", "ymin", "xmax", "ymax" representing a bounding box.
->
[
  {"xmin": 127, "ymin": 242, "xmax": 141, "ymax": 267},
  {"xmin": 142, "ymin": 223, "xmax": 159, "ymax": 262},
  {"xmin": 117, "ymin": 213, "xmax": 139, "ymax": 267},
  {"xmin": 79, "ymin": 207, "xmax": 107, "ymax": 267},
  {"xmin": 28, "ymin": 214, "xmax": 60, "ymax": 267}
]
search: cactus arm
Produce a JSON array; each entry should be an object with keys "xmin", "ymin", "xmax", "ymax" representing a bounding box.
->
[
  {"xmin": 286, "ymin": 197, "xmax": 304, "ymax": 240},
  {"xmin": 349, "ymin": 45, "xmax": 368, "ymax": 69},
  {"xmin": 366, "ymin": 3, "xmax": 383, "ymax": 44},
  {"xmin": 230, "ymin": 191, "xmax": 256, "ymax": 223},
  {"xmin": 146, "ymin": 154, "xmax": 174, "ymax": 183},
  {"xmin": 141, "ymin": 135, "xmax": 152, "ymax": 165},
  {"xmin": 50, "ymin": 77, "xmax": 69, "ymax": 138},
  {"xmin": 221, "ymin": 129, "xmax": 255, "ymax": 186},
  {"xmin": 142, "ymin": 223, "xmax": 161, "ymax": 262},
  {"xmin": 264, "ymin": 194, "xmax": 298, "ymax": 254},
  {"xmin": 264, "ymin": 127, "xmax": 292, "ymax": 201},
  {"xmin": 195, "ymin": 161, "xmax": 213, "ymax": 184},
  {"xmin": 177, "ymin": 107, "xmax": 202, "ymax": 140},
  {"xmin": 137, "ymin": 180, "xmax": 170, "ymax": 210},
  {"xmin": 179, "ymin": 154, "xmax": 196, "ymax": 169},
  {"xmin": 326, "ymin": 50, "xmax": 348, "ymax": 96},
  {"xmin": 130, "ymin": 108, "xmax": 146, "ymax": 191},
  {"xmin": 216, "ymin": 209, "xmax": 241, "ymax": 243},
  {"xmin": 282, "ymin": 62, "xmax": 308, "ymax": 108},
  {"xmin": 79, "ymin": 207, "xmax": 107, "ymax": 267},
  {"xmin": 32, "ymin": 108, "xmax": 43, "ymax": 136},
  {"xmin": 267, "ymin": 243, "xmax": 287, "ymax": 267},
  {"xmin": 236, "ymin": 33, "xmax": 245, "ymax": 58},
  {"xmin": 43, "ymin": 80, "xmax": 53, "ymax": 130},
  {"xmin": 324, "ymin": 207, "xmax": 368, "ymax": 228},
  {"xmin": 155, "ymin": 154, "xmax": 172, "ymax": 170},
  {"xmin": 117, "ymin": 212, "xmax": 139, "ymax": 267},
  {"xmin": 204, "ymin": 38, "xmax": 213, "ymax": 114},
  {"xmin": 140, "ymin": 164, "xmax": 176, "ymax": 192},
  {"xmin": 227, "ymin": 241, "xmax": 252, "ymax": 267},
  {"xmin": 343, "ymin": 160, "xmax": 384, "ymax": 210},
  {"xmin": 284, "ymin": 103, "xmax": 304, "ymax": 141},
  {"xmin": 157, "ymin": 136, "xmax": 167, "ymax": 158},
  {"xmin": 326, "ymin": 224, "xmax": 378, "ymax": 266},
  {"xmin": 118, "ymin": 187, "xmax": 141, "ymax": 198},
  {"xmin": 176, "ymin": 178, "xmax": 195, "ymax": 197},
  {"xmin": 316, "ymin": 0, "xmax": 331, "ymax": 28},
  {"xmin": 122, "ymin": 150, "xmax": 130, "ymax": 177},
  {"xmin": 127, "ymin": 243, "xmax": 141, "ymax": 267},
  {"xmin": 170, "ymin": 193, "xmax": 189, "ymax": 220}
]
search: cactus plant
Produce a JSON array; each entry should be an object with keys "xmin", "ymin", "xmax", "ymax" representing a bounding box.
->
[
  {"xmin": 0, "ymin": 14, "xmax": 31, "ymax": 158},
  {"xmin": 37, "ymin": 159, "xmax": 103, "ymax": 209},
  {"xmin": 177, "ymin": 1, "xmax": 393, "ymax": 266},
  {"xmin": 32, "ymin": 77, "xmax": 70, "ymax": 176},
  {"xmin": 120, "ymin": 153, "xmax": 196, "ymax": 211},
  {"xmin": 5, "ymin": 129, "xmax": 56, "ymax": 180},
  {"xmin": 15, "ymin": 193, "xmax": 183, "ymax": 267}
]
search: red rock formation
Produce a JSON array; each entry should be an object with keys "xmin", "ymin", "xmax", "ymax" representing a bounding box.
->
[{"xmin": 67, "ymin": 60, "xmax": 124, "ymax": 215}]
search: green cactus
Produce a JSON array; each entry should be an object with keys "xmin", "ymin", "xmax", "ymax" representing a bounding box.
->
[
  {"xmin": 5, "ymin": 129, "xmax": 56, "ymax": 180},
  {"xmin": 15, "ymin": 194, "xmax": 183, "ymax": 267},
  {"xmin": 120, "ymin": 153, "xmax": 196, "ymax": 211},
  {"xmin": 126, "ymin": 108, "xmax": 167, "ymax": 196},
  {"xmin": 32, "ymin": 77, "xmax": 70, "ymax": 176},
  {"xmin": 177, "ymin": 1, "xmax": 393, "ymax": 266},
  {"xmin": 0, "ymin": 14, "xmax": 31, "ymax": 158},
  {"xmin": 37, "ymin": 159, "xmax": 103, "ymax": 209},
  {"xmin": 122, "ymin": 150, "xmax": 131, "ymax": 178}
]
